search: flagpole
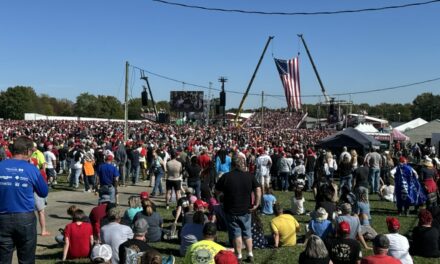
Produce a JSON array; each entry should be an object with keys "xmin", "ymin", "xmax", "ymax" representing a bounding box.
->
[
  {"xmin": 124, "ymin": 61, "xmax": 129, "ymax": 142},
  {"xmin": 261, "ymin": 91, "xmax": 264, "ymax": 132}
]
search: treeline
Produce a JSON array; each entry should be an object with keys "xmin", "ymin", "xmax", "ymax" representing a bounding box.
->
[
  {"xmin": 0, "ymin": 86, "xmax": 439, "ymax": 122},
  {"xmin": 0, "ymin": 86, "xmax": 170, "ymax": 120}
]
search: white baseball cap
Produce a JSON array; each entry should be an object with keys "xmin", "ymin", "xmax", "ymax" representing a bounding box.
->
[{"xmin": 91, "ymin": 244, "xmax": 112, "ymax": 262}]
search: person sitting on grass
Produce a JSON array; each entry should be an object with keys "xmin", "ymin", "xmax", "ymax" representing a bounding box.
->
[
  {"xmin": 325, "ymin": 221, "xmax": 362, "ymax": 264},
  {"xmin": 262, "ymin": 185, "xmax": 277, "ymax": 215},
  {"xmin": 291, "ymin": 188, "xmax": 305, "ymax": 215},
  {"xmin": 270, "ymin": 202, "xmax": 300, "ymax": 247},
  {"xmin": 251, "ymin": 210, "xmax": 268, "ymax": 249},
  {"xmin": 307, "ymin": 207, "xmax": 333, "ymax": 241},
  {"xmin": 299, "ymin": 235, "xmax": 332, "ymax": 264},
  {"xmin": 410, "ymin": 209, "xmax": 440, "ymax": 258},
  {"xmin": 180, "ymin": 211, "xmax": 206, "ymax": 256},
  {"xmin": 90, "ymin": 244, "xmax": 112, "ymax": 264},
  {"xmin": 385, "ymin": 217, "xmax": 413, "ymax": 264},
  {"xmin": 123, "ymin": 195, "xmax": 143, "ymax": 223},
  {"xmin": 361, "ymin": 234, "xmax": 401, "ymax": 264},
  {"xmin": 336, "ymin": 203, "xmax": 371, "ymax": 250},
  {"xmin": 184, "ymin": 223, "xmax": 226, "ymax": 264},
  {"xmin": 62, "ymin": 209, "xmax": 94, "ymax": 261},
  {"xmin": 133, "ymin": 199, "xmax": 163, "ymax": 243}
]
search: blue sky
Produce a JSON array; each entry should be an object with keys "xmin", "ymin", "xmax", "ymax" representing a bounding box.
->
[{"xmin": 1, "ymin": 0, "xmax": 439, "ymax": 109}]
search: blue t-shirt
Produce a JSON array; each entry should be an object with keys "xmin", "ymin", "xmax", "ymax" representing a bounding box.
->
[
  {"xmin": 308, "ymin": 219, "xmax": 333, "ymax": 240},
  {"xmin": 216, "ymin": 156, "xmax": 231, "ymax": 174},
  {"xmin": 0, "ymin": 159, "xmax": 48, "ymax": 213},
  {"xmin": 262, "ymin": 194, "xmax": 277, "ymax": 215},
  {"xmin": 98, "ymin": 163, "xmax": 120, "ymax": 185}
]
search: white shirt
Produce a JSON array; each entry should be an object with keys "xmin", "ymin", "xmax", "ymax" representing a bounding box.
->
[
  {"xmin": 291, "ymin": 197, "xmax": 305, "ymax": 215},
  {"xmin": 44, "ymin": 151, "xmax": 56, "ymax": 169},
  {"xmin": 386, "ymin": 233, "xmax": 413, "ymax": 264},
  {"xmin": 256, "ymin": 154, "xmax": 272, "ymax": 177}
]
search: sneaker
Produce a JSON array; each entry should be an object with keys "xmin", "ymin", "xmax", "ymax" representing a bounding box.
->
[
  {"xmin": 166, "ymin": 205, "xmax": 170, "ymax": 210},
  {"xmin": 162, "ymin": 255, "xmax": 175, "ymax": 264},
  {"xmin": 53, "ymin": 181, "xmax": 58, "ymax": 185}
]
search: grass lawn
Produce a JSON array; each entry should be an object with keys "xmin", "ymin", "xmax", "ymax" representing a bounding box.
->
[{"xmin": 37, "ymin": 187, "xmax": 439, "ymax": 264}]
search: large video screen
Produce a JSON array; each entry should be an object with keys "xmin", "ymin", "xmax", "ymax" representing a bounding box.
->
[{"xmin": 170, "ymin": 91, "xmax": 204, "ymax": 112}]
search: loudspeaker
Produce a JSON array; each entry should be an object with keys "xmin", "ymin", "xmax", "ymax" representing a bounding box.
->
[
  {"xmin": 220, "ymin": 91, "xmax": 226, "ymax": 106},
  {"xmin": 215, "ymin": 105, "xmax": 221, "ymax": 115},
  {"xmin": 158, "ymin": 113, "xmax": 170, "ymax": 123},
  {"xmin": 141, "ymin": 90, "xmax": 148, "ymax": 106}
]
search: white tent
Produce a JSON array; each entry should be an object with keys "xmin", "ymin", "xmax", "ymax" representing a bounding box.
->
[
  {"xmin": 355, "ymin": 123, "xmax": 379, "ymax": 133},
  {"xmin": 395, "ymin": 118, "xmax": 427, "ymax": 132}
]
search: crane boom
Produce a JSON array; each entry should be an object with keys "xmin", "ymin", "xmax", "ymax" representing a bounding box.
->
[{"xmin": 298, "ymin": 34, "xmax": 331, "ymax": 103}]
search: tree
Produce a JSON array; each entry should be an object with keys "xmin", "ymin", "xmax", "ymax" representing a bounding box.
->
[
  {"xmin": 0, "ymin": 86, "xmax": 39, "ymax": 119},
  {"xmin": 96, "ymin": 95, "xmax": 123, "ymax": 119},
  {"xmin": 73, "ymin": 93, "xmax": 100, "ymax": 117},
  {"xmin": 412, "ymin": 92, "xmax": 440, "ymax": 121},
  {"xmin": 37, "ymin": 94, "xmax": 55, "ymax": 116},
  {"xmin": 128, "ymin": 98, "xmax": 144, "ymax": 120}
]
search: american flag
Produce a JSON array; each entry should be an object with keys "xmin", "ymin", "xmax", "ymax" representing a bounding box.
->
[{"xmin": 274, "ymin": 57, "xmax": 301, "ymax": 111}]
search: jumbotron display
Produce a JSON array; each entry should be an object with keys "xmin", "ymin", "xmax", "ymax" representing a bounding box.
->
[{"xmin": 170, "ymin": 91, "xmax": 204, "ymax": 112}]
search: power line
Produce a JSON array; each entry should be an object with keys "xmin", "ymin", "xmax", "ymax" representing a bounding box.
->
[
  {"xmin": 152, "ymin": 0, "xmax": 440, "ymax": 16},
  {"xmin": 129, "ymin": 64, "xmax": 440, "ymax": 98}
]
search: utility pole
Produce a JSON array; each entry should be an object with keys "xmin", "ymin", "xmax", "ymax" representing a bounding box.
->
[
  {"xmin": 261, "ymin": 91, "xmax": 264, "ymax": 131},
  {"xmin": 207, "ymin": 82, "xmax": 212, "ymax": 125},
  {"xmin": 124, "ymin": 61, "xmax": 129, "ymax": 141},
  {"xmin": 219, "ymin": 77, "xmax": 227, "ymax": 126}
]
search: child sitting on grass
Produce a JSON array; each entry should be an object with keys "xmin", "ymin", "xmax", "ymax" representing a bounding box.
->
[
  {"xmin": 262, "ymin": 185, "xmax": 277, "ymax": 215},
  {"xmin": 291, "ymin": 189, "xmax": 305, "ymax": 215}
]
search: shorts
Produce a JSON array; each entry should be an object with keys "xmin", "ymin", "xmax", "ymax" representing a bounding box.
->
[
  {"xmin": 46, "ymin": 168, "xmax": 56, "ymax": 178},
  {"xmin": 34, "ymin": 194, "xmax": 46, "ymax": 211},
  {"xmin": 225, "ymin": 213, "xmax": 252, "ymax": 240},
  {"xmin": 258, "ymin": 174, "xmax": 271, "ymax": 187},
  {"xmin": 166, "ymin": 180, "xmax": 182, "ymax": 191}
]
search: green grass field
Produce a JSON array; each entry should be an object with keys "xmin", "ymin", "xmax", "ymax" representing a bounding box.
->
[{"xmin": 37, "ymin": 188, "xmax": 439, "ymax": 264}]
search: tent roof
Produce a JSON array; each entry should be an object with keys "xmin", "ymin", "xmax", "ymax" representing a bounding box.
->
[
  {"xmin": 395, "ymin": 118, "xmax": 427, "ymax": 132},
  {"xmin": 355, "ymin": 123, "xmax": 379, "ymax": 133},
  {"xmin": 392, "ymin": 128, "xmax": 409, "ymax": 141},
  {"xmin": 317, "ymin": 127, "xmax": 381, "ymax": 150}
]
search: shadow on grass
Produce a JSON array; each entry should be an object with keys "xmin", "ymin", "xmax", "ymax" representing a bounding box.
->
[
  {"xmin": 56, "ymin": 201, "xmax": 96, "ymax": 206},
  {"xmin": 35, "ymin": 251, "xmax": 61, "ymax": 260},
  {"xmin": 48, "ymin": 214, "xmax": 71, "ymax": 220},
  {"xmin": 37, "ymin": 243, "xmax": 61, "ymax": 250}
]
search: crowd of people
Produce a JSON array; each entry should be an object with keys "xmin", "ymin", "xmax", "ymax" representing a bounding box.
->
[{"xmin": 0, "ymin": 111, "xmax": 439, "ymax": 264}]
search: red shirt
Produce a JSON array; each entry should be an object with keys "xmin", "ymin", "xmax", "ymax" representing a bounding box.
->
[
  {"xmin": 89, "ymin": 203, "xmax": 108, "ymax": 239},
  {"xmin": 198, "ymin": 154, "xmax": 211, "ymax": 170},
  {"xmin": 64, "ymin": 222, "xmax": 93, "ymax": 259},
  {"xmin": 361, "ymin": 255, "xmax": 401, "ymax": 264}
]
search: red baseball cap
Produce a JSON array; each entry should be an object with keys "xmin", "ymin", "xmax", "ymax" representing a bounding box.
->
[
  {"xmin": 338, "ymin": 221, "xmax": 351, "ymax": 234},
  {"xmin": 399, "ymin": 156, "xmax": 407, "ymax": 163},
  {"xmin": 140, "ymin": 191, "xmax": 149, "ymax": 200},
  {"xmin": 214, "ymin": 250, "xmax": 238, "ymax": 264},
  {"xmin": 386, "ymin": 217, "xmax": 400, "ymax": 231},
  {"xmin": 194, "ymin": 199, "xmax": 208, "ymax": 209}
]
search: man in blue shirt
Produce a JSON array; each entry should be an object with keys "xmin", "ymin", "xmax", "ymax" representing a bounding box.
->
[
  {"xmin": 0, "ymin": 136, "xmax": 48, "ymax": 263},
  {"xmin": 98, "ymin": 155, "xmax": 120, "ymax": 204}
]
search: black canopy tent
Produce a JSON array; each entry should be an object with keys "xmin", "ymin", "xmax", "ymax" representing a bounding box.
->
[{"xmin": 316, "ymin": 127, "xmax": 381, "ymax": 155}]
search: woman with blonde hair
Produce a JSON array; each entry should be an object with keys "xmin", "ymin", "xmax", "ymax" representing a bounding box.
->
[
  {"xmin": 123, "ymin": 195, "xmax": 142, "ymax": 222},
  {"xmin": 324, "ymin": 151, "xmax": 337, "ymax": 180},
  {"xmin": 350, "ymin": 150, "xmax": 359, "ymax": 170}
]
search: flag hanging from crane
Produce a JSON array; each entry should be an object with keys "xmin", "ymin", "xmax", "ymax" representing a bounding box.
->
[{"xmin": 274, "ymin": 57, "xmax": 301, "ymax": 111}]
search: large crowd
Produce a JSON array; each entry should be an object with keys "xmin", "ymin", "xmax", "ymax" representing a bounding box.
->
[{"xmin": 0, "ymin": 111, "xmax": 439, "ymax": 264}]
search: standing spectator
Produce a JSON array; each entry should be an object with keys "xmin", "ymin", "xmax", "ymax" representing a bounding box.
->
[
  {"xmin": 0, "ymin": 136, "xmax": 48, "ymax": 263},
  {"xmin": 83, "ymin": 147, "xmax": 96, "ymax": 193},
  {"xmin": 299, "ymin": 235, "xmax": 331, "ymax": 264},
  {"xmin": 361, "ymin": 234, "xmax": 401, "ymax": 264},
  {"xmin": 339, "ymin": 155, "xmax": 353, "ymax": 191},
  {"xmin": 256, "ymin": 148, "xmax": 272, "ymax": 193},
  {"xmin": 364, "ymin": 148, "xmax": 382, "ymax": 194},
  {"xmin": 44, "ymin": 144, "xmax": 57, "ymax": 185},
  {"xmin": 385, "ymin": 217, "xmax": 412, "ymax": 264},
  {"xmin": 101, "ymin": 206, "xmax": 134, "ymax": 264},
  {"xmin": 150, "ymin": 150, "xmax": 165, "ymax": 197},
  {"xmin": 215, "ymin": 155, "xmax": 261, "ymax": 263},
  {"xmin": 114, "ymin": 141, "xmax": 127, "ymax": 187},
  {"xmin": 69, "ymin": 145, "xmax": 84, "ymax": 189},
  {"xmin": 271, "ymin": 203, "xmax": 300, "ymax": 247},
  {"xmin": 353, "ymin": 163, "xmax": 370, "ymax": 201},
  {"xmin": 186, "ymin": 156, "xmax": 202, "ymax": 199},
  {"xmin": 198, "ymin": 147, "xmax": 211, "ymax": 171},
  {"xmin": 270, "ymin": 148, "xmax": 281, "ymax": 190},
  {"xmin": 278, "ymin": 151, "xmax": 293, "ymax": 192},
  {"xmin": 215, "ymin": 148, "xmax": 231, "ymax": 178},
  {"xmin": 165, "ymin": 151, "xmax": 183, "ymax": 209},
  {"xmin": 305, "ymin": 149, "xmax": 317, "ymax": 191},
  {"xmin": 128, "ymin": 145, "xmax": 140, "ymax": 185},
  {"xmin": 324, "ymin": 151, "xmax": 337, "ymax": 180},
  {"xmin": 137, "ymin": 143, "xmax": 148, "ymax": 181},
  {"xmin": 325, "ymin": 221, "xmax": 363, "ymax": 264},
  {"xmin": 97, "ymin": 155, "xmax": 120, "ymax": 203},
  {"xmin": 420, "ymin": 156, "xmax": 438, "ymax": 208},
  {"xmin": 62, "ymin": 209, "xmax": 93, "ymax": 261}
]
